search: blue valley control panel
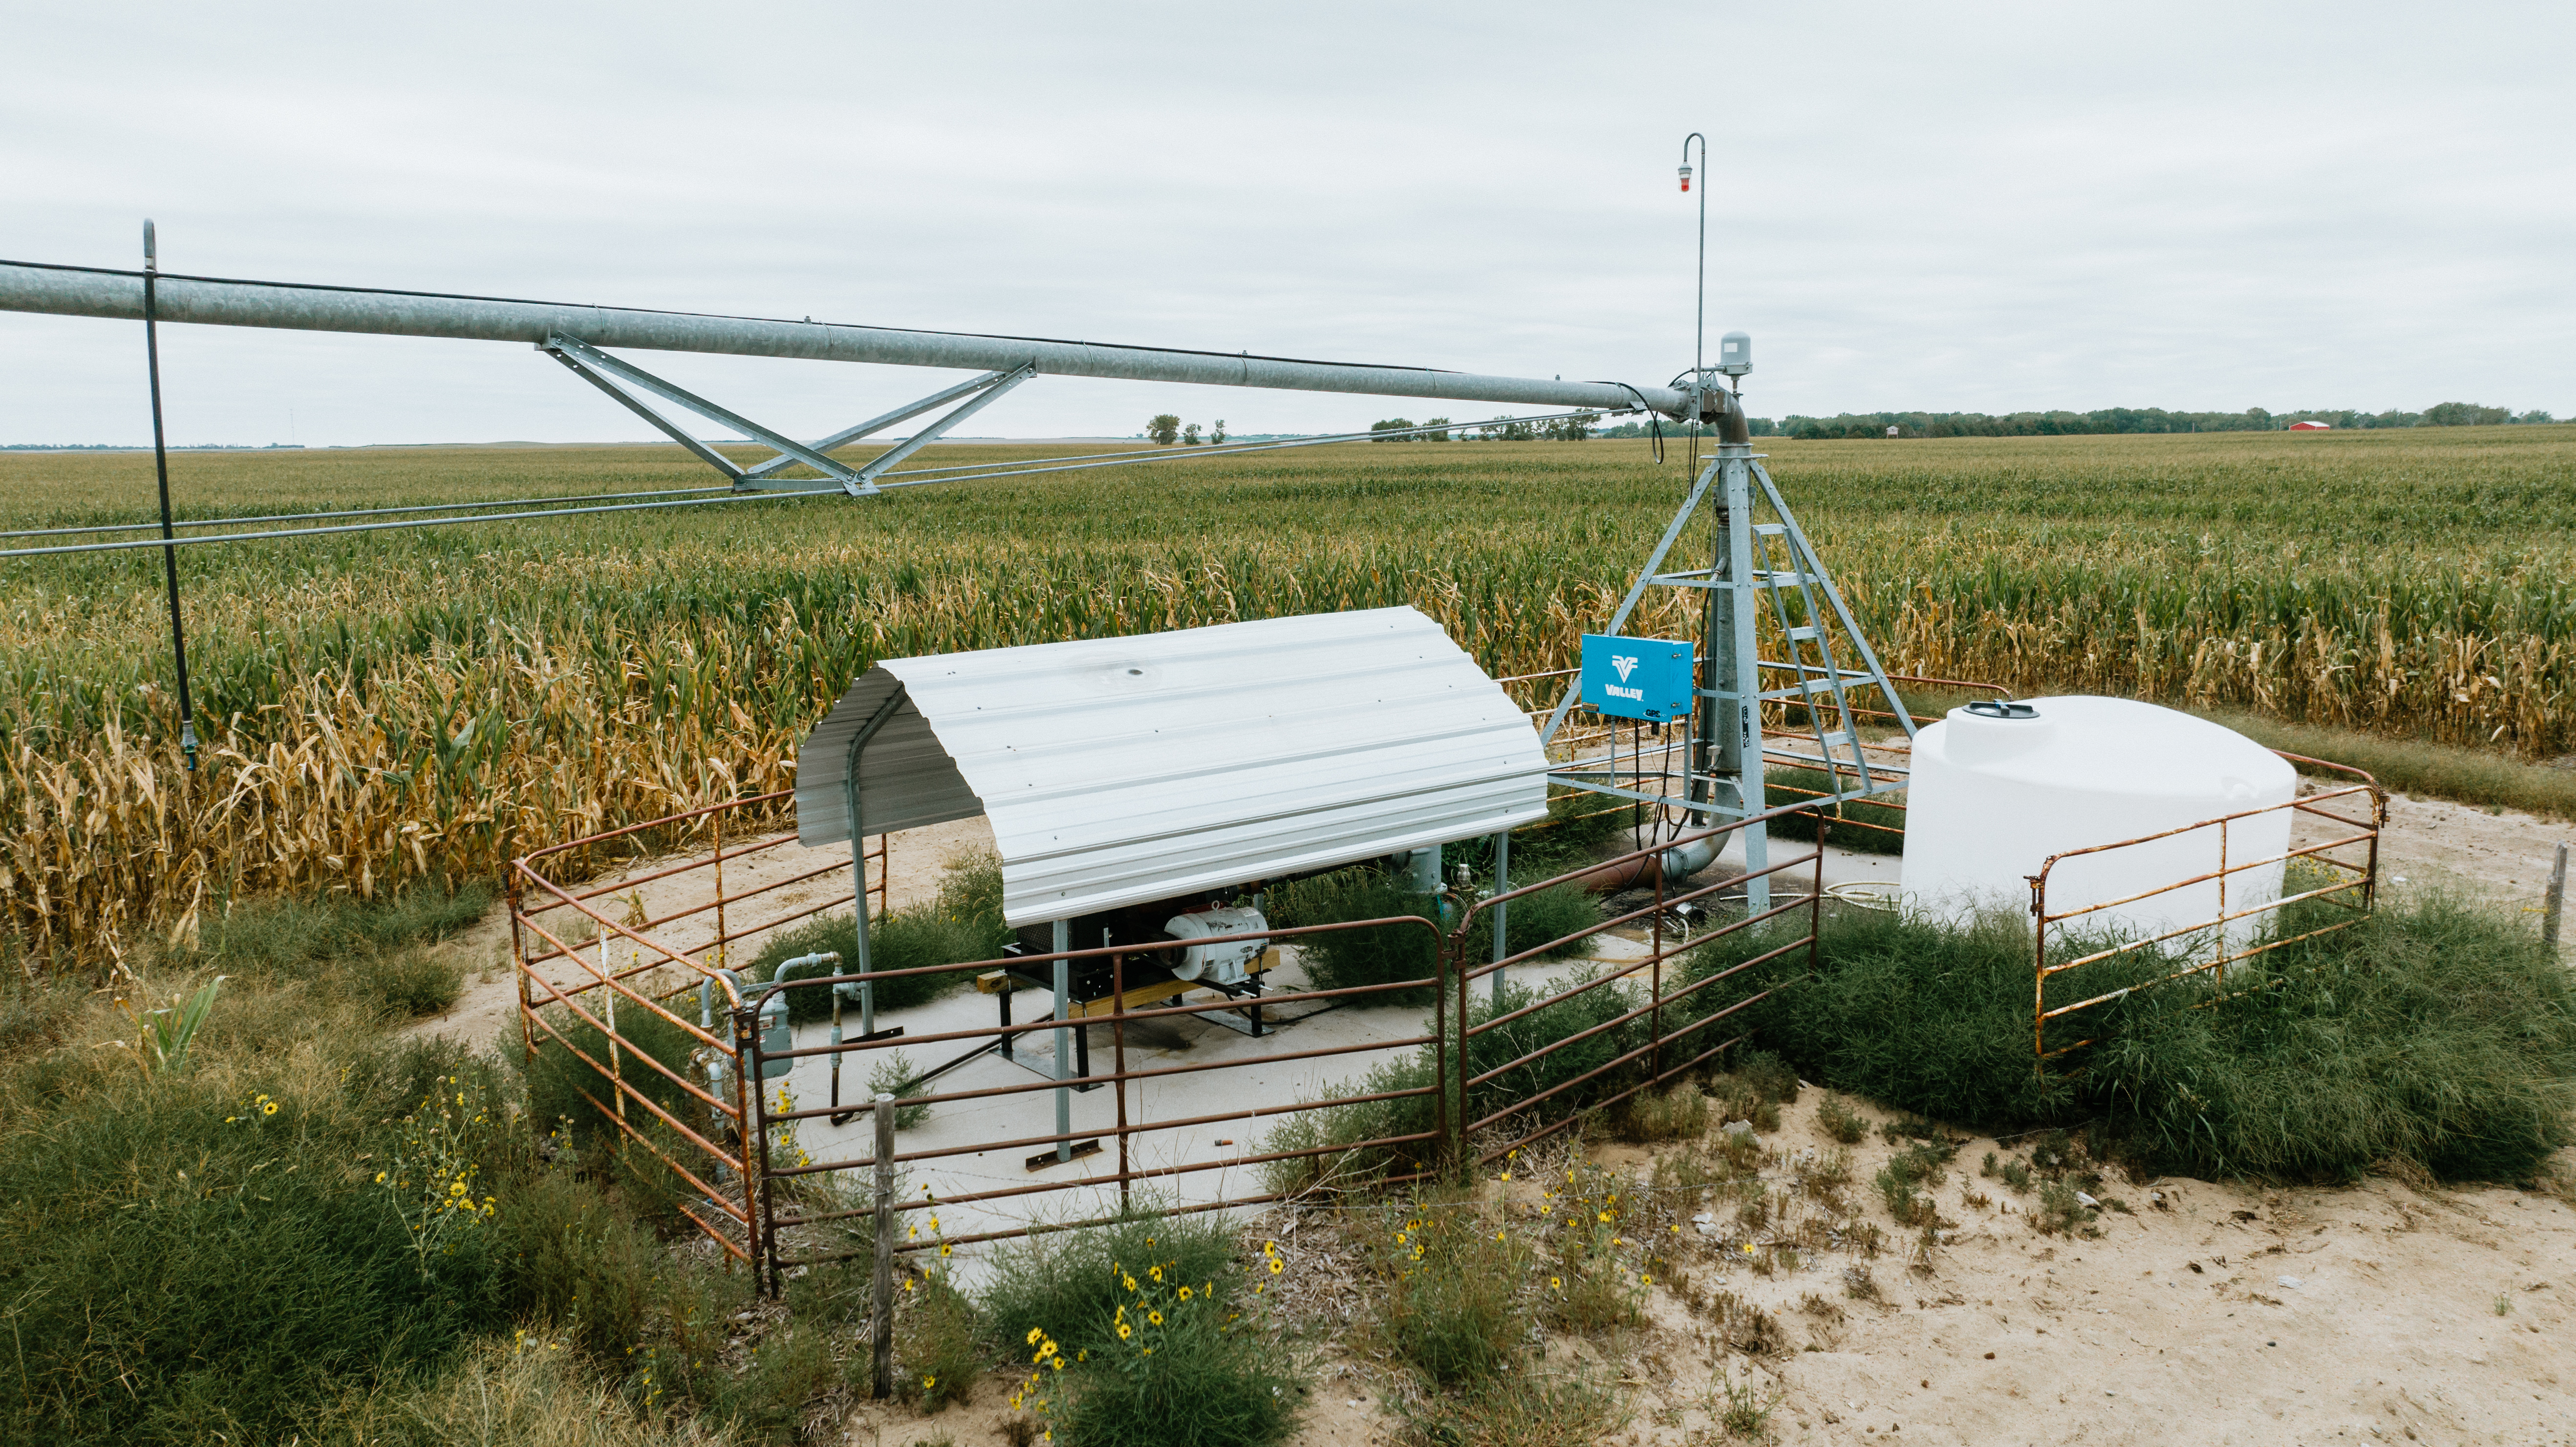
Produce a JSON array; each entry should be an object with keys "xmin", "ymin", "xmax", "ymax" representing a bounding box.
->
[{"xmin": 1578, "ymin": 634, "xmax": 1694, "ymax": 723}]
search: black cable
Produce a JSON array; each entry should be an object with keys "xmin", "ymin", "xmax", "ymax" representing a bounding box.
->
[{"xmin": 142, "ymin": 223, "xmax": 197, "ymax": 771}]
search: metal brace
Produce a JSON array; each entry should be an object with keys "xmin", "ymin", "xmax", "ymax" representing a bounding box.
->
[{"xmin": 540, "ymin": 334, "xmax": 1033, "ymax": 497}]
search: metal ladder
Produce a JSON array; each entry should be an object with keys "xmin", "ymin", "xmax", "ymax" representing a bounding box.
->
[
  {"xmin": 1744, "ymin": 461, "xmax": 1911, "ymax": 804},
  {"xmin": 1539, "ymin": 446, "xmax": 1915, "ymax": 912}
]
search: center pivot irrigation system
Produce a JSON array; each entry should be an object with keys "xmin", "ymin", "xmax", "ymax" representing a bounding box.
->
[{"xmin": 0, "ymin": 139, "xmax": 1915, "ymax": 872}]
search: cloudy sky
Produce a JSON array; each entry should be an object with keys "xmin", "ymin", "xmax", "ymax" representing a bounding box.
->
[{"xmin": 3, "ymin": 1, "xmax": 2567, "ymax": 446}]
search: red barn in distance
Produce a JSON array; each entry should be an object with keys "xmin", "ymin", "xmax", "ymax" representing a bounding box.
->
[{"xmin": 2288, "ymin": 420, "xmax": 2333, "ymax": 430}]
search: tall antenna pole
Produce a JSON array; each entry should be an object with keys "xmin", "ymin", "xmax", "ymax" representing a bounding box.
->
[
  {"xmin": 1679, "ymin": 133, "xmax": 1709, "ymax": 470},
  {"xmin": 142, "ymin": 220, "xmax": 199, "ymax": 771}
]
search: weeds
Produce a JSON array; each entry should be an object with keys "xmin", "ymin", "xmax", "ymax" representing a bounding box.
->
[
  {"xmin": 1713, "ymin": 1372, "xmax": 1779, "ymax": 1440},
  {"xmin": 1009, "ymin": 1239, "xmax": 1301, "ymax": 1447},
  {"xmin": 1373, "ymin": 1191, "xmax": 1534, "ymax": 1385},
  {"xmin": 1612, "ymin": 1084, "xmax": 1708, "ymax": 1143},
  {"xmin": 978, "ymin": 1202, "xmax": 1241, "ymax": 1359},
  {"xmin": 2033, "ymin": 1181, "xmax": 2101, "ymax": 1237},
  {"xmin": 1398, "ymin": 1367, "xmax": 1624, "ymax": 1447},
  {"xmin": 1814, "ymin": 1092, "xmax": 1867, "ymax": 1144},
  {"xmin": 895, "ymin": 1274, "xmax": 980, "ymax": 1413}
]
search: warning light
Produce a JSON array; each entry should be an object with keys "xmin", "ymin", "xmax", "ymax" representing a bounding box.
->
[{"xmin": 1677, "ymin": 165, "xmax": 1692, "ymax": 192}]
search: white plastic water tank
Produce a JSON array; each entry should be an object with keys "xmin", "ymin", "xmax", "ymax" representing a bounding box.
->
[{"xmin": 1900, "ymin": 697, "xmax": 2296, "ymax": 957}]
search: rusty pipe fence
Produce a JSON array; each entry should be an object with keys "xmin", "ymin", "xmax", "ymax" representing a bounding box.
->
[
  {"xmin": 2029, "ymin": 755, "xmax": 2386, "ymax": 1064},
  {"xmin": 511, "ymin": 793, "xmax": 1840, "ymax": 1284},
  {"xmin": 506, "ymin": 789, "xmax": 886, "ymax": 1262}
]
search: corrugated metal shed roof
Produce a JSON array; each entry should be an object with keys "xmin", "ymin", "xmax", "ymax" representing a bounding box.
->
[{"xmin": 797, "ymin": 606, "xmax": 1548, "ymax": 926}]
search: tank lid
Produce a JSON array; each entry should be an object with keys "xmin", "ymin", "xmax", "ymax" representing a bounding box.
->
[{"xmin": 1945, "ymin": 700, "xmax": 2055, "ymax": 766}]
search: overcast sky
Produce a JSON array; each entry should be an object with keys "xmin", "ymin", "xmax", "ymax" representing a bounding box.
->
[{"xmin": 3, "ymin": 1, "xmax": 2568, "ymax": 446}]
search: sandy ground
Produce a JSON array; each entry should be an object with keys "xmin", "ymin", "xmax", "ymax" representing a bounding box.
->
[{"xmin": 836, "ymin": 1090, "xmax": 2576, "ymax": 1447}]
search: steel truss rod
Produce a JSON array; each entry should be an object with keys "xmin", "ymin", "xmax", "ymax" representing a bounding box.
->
[
  {"xmin": 543, "ymin": 337, "xmax": 1037, "ymax": 496},
  {"xmin": 737, "ymin": 371, "xmax": 1010, "ymax": 483},
  {"xmin": 0, "ymin": 257, "xmax": 1696, "ymax": 416},
  {"xmin": 541, "ymin": 335, "xmax": 874, "ymax": 492}
]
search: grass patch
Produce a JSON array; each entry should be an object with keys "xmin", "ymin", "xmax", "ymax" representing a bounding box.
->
[
  {"xmin": 1688, "ymin": 891, "xmax": 2576, "ymax": 1183},
  {"xmin": 1267, "ymin": 868, "xmax": 1446, "ymax": 1003},
  {"xmin": 173, "ymin": 880, "xmax": 488, "ymax": 1019},
  {"xmin": 1397, "ymin": 1368, "xmax": 1625, "ymax": 1447},
  {"xmin": 986, "ymin": 1205, "xmax": 1300, "ymax": 1447},
  {"xmin": 1030, "ymin": 1291, "xmax": 1301, "ymax": 1447},
  {"xmin": 2201, "ymin": 707, "xmax": 2576, "ymax": 821},
  {"xmin": 517, "ymin": 995, "xmax": 708, "ymax": 1150}
]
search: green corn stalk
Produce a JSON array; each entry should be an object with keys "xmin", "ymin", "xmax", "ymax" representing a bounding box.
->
[{"xmin": 137, "ymin": 975, "xmax": 226, "ymax": 1076}]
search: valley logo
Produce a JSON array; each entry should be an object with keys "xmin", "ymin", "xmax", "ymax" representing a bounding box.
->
[{"xmin": 1605, "ymin": 653, "xmax": 1644, "ymax": 702}]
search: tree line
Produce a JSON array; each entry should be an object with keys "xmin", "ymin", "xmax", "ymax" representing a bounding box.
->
[
  {"xmin": 1142, "ymin": 403, "xmax": 2559, "ymax": 447},
  {"xmin": 1777, "ymin": 404, "xmax": 2555, "ymax": 440}
]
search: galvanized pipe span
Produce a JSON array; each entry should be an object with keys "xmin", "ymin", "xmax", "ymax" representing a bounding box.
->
[{"xmin": 0, "ymin": 259, "xmax": 1694, "ymax": 418}]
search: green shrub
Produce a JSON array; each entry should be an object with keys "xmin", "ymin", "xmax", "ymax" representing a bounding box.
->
[
  {"xmin": 517, "ymin": 998, "xmax": 709, "ymax": 1150},
  {"xmin": 348, "ymin": 946, "xmax": 469, "ymax": 1017},
  {"xmin": 1458, "ymin": 880, "xmax": 1605, "ymax": 967},
  {"xmin": 1737, "ymin": 1049, "xmax": 1800, "ymax": 1104},
  {"xmin": 491, "ymin": 1168, "xmax": 665, "ymax": 1357},
  {"xmin": 1462, "ymin": 969, "xmax": 1649, "ymax": 1132},
  {"xmin": 978, "ymin": 1202, "xmax": 1243, "ymax": 1359},
  {"xmin": 748, "ymin": 850, "xmax": 1012, "ymax": 1022},
  {"xmin": 1266, "ymin": 867, "xmax": 1445, "ymax": 1003},
  {"xmin": 895, "ymin": 1274, "xmax": 981, "ymax": 1413},
  {"xmin": 1814, "ymin": 1091, "xmax": 1867, "ymax": 1144},
  {"xmin": 2085, "ymin": 891, "xmax": 2576, "ymax": 1181},
  {"xmin": 1872, "ymin": 1140, "xmax": 1953, "ymax": 1227},
  {"xmin": 1258, "ymin": 1054, "xmax": 1442, "ymax": 1196},
  {"xmin": 1682, "ymin": 909, "xmax": 2095, "ymax": 1129},
  {"xmin": 867, "ymin": 1049, "xmax": 933, "ymax": 1129},
  {"xmin": 1039, "ymin": 1286, "xmax": 1301, "ymax": 1447},
  {"xmin": 1610, "ymin": 1084, "xmax": 1707, "ymax": 1143}
]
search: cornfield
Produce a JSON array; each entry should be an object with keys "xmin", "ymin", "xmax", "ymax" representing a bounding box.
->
[{"xmin": 5, "ymin": 424, "xmax": 2571, "ymax": 968}]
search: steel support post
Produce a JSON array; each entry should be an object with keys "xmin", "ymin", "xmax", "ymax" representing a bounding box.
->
[
  {"xmin": 1713, "ymin": 441, "xmax": 1768, "ymax": 915},
  {"xmin": 2545, "ymin": 841, "xmax": 2568, "ymax": 955},
  {"xmin": 869, "ymin": 1093, "xmax": 896, "ymax": 1399},
  {"xmin": 1490, "ymin": 830, "xmax": 1509, "ymax": 1010},
  {"xmin": 1052, "ymin": 920, "xmax": 1073, "ymax": 1164}
]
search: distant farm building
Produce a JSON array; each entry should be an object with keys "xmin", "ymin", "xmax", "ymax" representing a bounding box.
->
[{"xmin": 2288, "ymin": 420, "xmax": 2332, "ymax": 430}]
